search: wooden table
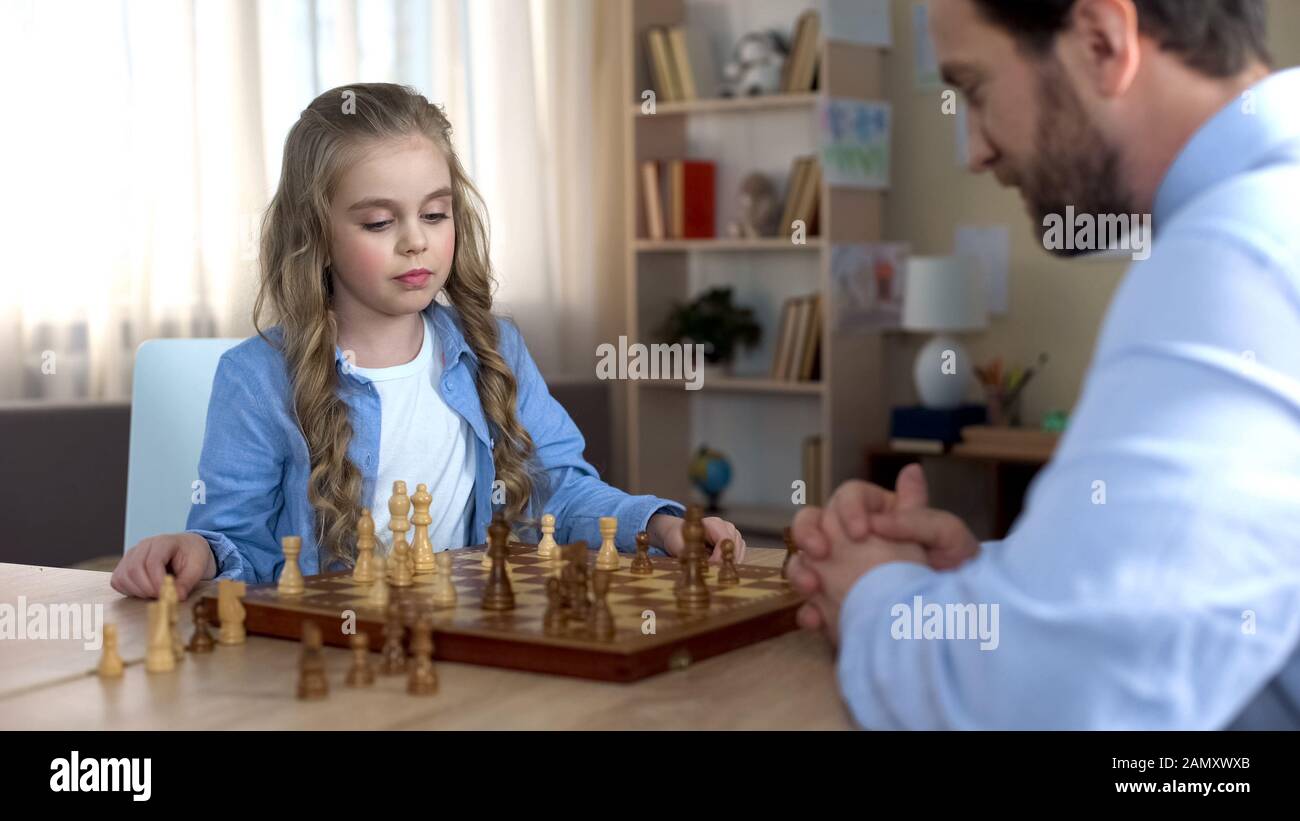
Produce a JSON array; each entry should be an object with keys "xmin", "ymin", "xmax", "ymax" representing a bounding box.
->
[{"xmin": 0, "ymin": 549, "xmax": 855, "ymax": 730}]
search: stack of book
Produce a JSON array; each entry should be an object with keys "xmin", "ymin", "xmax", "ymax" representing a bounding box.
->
[
  {"xmin": 644, "ymin": 26, "xmax": 718, "ymax": 103},
  {"xmin": 952, "ymin": 425, "xmax": 1060, "ymax": 462},
  {"xmin": 889, "ymin": 405, "xmax": 989, "ymax": 453},
  {"xmin": 769, "ymin": 294, "xmax": 822, "ymax": 382},
  {"xmin": 781, "ymin": 10, "xmax": 821, "ymax": 93},
  {"xmin": 778, "ymin": 155, "xmax": 821, "ymax": 237},
  {"xmin": 639, "ymin": 159, "xmax": 716, "ymax": 240}
]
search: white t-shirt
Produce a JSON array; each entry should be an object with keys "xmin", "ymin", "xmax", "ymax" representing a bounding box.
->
[{"xmin": 351, "ymin": 312, "xmax": 476, "ymax": 552}]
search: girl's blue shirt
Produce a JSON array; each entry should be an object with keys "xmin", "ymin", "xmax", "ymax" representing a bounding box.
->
[{"xmin": 187, "ymin": 301, "xmax": 683, "ymax": 583}]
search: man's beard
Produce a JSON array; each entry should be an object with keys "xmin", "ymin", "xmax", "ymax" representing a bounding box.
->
[{"xmin": 1020, "ymin": 58, "xmax": 1137, "ymax": 257}]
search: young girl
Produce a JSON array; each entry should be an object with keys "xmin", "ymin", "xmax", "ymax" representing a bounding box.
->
[{"xmin": 112, "ymin": 82, "xmax": 746, "ymax": 601}]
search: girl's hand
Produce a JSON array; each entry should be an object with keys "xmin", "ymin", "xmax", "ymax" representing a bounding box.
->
[
  {"xmin": 110, "ymin": 533, "xmax": 217, "ymax": 600},
  {"xmin": 648, "ymin": 513, "xmax": 747, "ymax": 566}
]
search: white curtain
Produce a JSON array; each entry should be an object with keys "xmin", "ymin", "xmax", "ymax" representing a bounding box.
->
[{"xmin": 0, "ymin": 0, "xmax": 606, "ymax": 401}]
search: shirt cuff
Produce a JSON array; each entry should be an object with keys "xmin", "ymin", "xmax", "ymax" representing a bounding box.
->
[
  {"xmin": 188, "ymin": 529, "xmax": 247, "ymax": 582},
  {"xmin": 625, "ymin": 498, "xmax": 685, "ymax": 553}
]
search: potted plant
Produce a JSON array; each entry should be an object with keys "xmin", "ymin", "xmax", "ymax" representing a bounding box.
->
[{"xmin": 660, "ymin": 287, "xmax": 762, "ymax": 376}]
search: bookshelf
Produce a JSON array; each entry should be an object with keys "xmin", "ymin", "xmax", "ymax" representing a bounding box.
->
[{"xmin": 621, "ymin": 0, "xmax": 888, "ymax": 539}]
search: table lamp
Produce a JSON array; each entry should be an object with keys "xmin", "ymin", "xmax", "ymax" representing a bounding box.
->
[{"xmin": 902, "ymin": 255, "xmax": 988, "ymax": 410}]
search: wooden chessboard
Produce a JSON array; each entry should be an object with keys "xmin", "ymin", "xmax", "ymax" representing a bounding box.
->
[{"xmin": 200, "ymin": 543, "xmax": 804, "ymax": 682}]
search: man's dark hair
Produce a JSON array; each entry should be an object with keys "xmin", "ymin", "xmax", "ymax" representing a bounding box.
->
[{"xmin": 970, "ymin": 0, "xmax": 1272, "ymax": 77}]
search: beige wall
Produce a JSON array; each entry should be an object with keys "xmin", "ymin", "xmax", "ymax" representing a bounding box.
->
[{"xmin": 881, "ymin": 0, "xmax": 1300, "ymax": 425}]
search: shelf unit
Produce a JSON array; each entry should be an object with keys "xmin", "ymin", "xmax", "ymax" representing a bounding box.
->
[{"xmin": 621, "ymin": 0, "xmax": 889, "ymax": 537}]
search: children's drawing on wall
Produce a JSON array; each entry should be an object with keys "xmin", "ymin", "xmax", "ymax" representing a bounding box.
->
[{"xmin": 830, "ymin": 243, "xmax": 909, "ymax": 332}]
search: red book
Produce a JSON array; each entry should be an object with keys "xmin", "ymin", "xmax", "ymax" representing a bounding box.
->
[{"xmin": 681, "ymin": 160, "xmax": 716, "ymax": 239}]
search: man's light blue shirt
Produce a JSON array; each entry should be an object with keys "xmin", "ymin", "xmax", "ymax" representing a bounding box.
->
[
  {"xmin": 187, "ymin": 302, "xmax": 683, "ymax": 583},
  {"xmin": 837, "ymin": 68, "xmax": 1300, "ymax": 729}
]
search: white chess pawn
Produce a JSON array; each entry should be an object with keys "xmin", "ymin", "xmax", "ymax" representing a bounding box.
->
[
  {"xmin": 278, "ymin": 535, "xmax": 306, "ymax": 595},
  {"xmin": 596, "ymin": 516, "xmax": 621, "ymax": 571},
  {"xmin": 537, "ymin": 513, "xmax": 558, "ymax": 560},
  {"xmin": 431, "ymin": 550, "xmax": 457, "ymax": 608},
  {"xmin": 98, "ymin": 623, "xmax": 124, "ymax": 678},
  {"xmin": 367, "ymin": 554, "xmax": 390, "ymax": 609}
]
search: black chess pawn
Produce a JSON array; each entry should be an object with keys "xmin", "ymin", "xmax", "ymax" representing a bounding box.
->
[
  {"xmin": 187, "ymin": 600, "xmax": 215, "ymax": 654},
  {"xmin": 345, "ymin": 632, "xmax": 375, "ymax": 687},
  {"xmin": 380, "ymin": 602, "xmax": 407, "ymax": 675},
  {"xmin": 407, "ymin": 616, "xmax": 438, "ymax": 696},
  {"xmin": 543, "ymin": 577, "xmax": 567, "ymax": 636},
  {"xmin": 782, "ymin": 526, "xmax": 798, "ymax": 579},
  {"xmin": 630, "ymin": 531, "xmax": 654, "ymax": 575},
  {"xmin": 590, "ymin": 570, "xmax": 616, "ymax": 642},
  {"xmin": 717, "ymin": 538, "xmax": 740, "ymax": 585},
  {"xmin": 296, "ymin": 622, "xmax": 329, "ymax": 700}
]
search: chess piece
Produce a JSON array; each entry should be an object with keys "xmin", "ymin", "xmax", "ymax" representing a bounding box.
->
[
  {"xmin": 406, "ymin": 615, "xmax": 439, "ymax": 696},
  {"xmin": 160, "ymin": 574, "xmax": 184, "ymax": 661},
  {"xmin": 97, "ymin": 623, "xmax": 124, "ymax": 678},
  {"xmin": 367, "ymin": 554, "xmax": 390, "ymax": 609},
  {"xmin": 410, "ymin": 483, "xmax": 437, "ymax": 575},
  {"xmin": 596, "ymin": 516, "xmax": 621, "ymax": 571},
  {"xmin": 345, "ymin": 632, "xmax": 375, "ymax": 687},
  {"xmin": 187, "ymin": 601, "xmax": 215, "ymax": 653},
  {"xmin": 543, "ymin": 577, "xmax": 566, "ymax": 636},
  {"xmin": 565, "ymin": 544, "xmax": 592, "ymax": 622},
  {"xmin": 216, "ymin": 580, "xmax": 247, "ymax": 645},
  {"xmin": 674, "ymin": 506, "xmax": 711, "ymax": 611},
  {"xmin": 537, "ymin": 513, "xmax": 558, "ymax": 560},
  {"xmin": 630, "ymin": 531, "xmax": 654, "ymax": 575},
  {"xmin": 353, "ymin": 508, "xmax": 378, "ymax": 584},
  {"xmin": 145, "ymin": 602, "xmax": 176, "ymax": 673},
  {"xmin": 296, "ymin": 622, "xmax": 329, "ymax": 700},
  {"xmin": 717, "ymin": 538, "xmax": 740, "ymax": 585},
  {"xmin": 388, "ymin": 480, "xmax": 414, "ymax": 578},
  {"xmin": 781, "ymin": 526, "xmax": 798, "ymax": 579},
  {"xmin": 431, "ymin": 550, "xmax": 457, "ymax": 608},
  {"xmin": 278, "ymin": 535, "xmax": 306, "ymax": 596},
  {"xmin": 590, "ymin": 569, "xmax": 616, "ymax": 642},
  {"xmin": 389, "ymin": 539, "xmax": 415, "ymax": 588},
  {"xmin": 380, "ymin": 602, "xmax": 407, "ymax": 675},
  {"xmin": 480, "ymin": 514, "xmax": 515, "ymax": 611}
]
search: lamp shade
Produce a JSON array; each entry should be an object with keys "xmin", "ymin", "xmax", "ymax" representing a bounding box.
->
[{"xmin": 901, "ymin": 255, "xmax": 988, "ymax": 333}]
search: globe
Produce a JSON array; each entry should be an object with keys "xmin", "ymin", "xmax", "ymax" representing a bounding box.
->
[{"xmin": 688, "ymin": 446, "xmax": 732, "ymax": 512}]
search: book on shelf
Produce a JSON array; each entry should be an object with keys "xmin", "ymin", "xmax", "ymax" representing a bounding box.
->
[
  {"xmin": 769, "ymin": 294, "xmax": 823, "ymax": 382},
  {"xmin": 785, "ymin": 297, "xmax": 811, "ymax": 381},
  {"xmin": 667, "ymin": 26, "xmax": 718, "ymax": 101},
  {"xmin": 778, "ymin": 155, "xmax": 821, "ymax": 238},
  {"xmin": 667, "ymin": 159, "xmax": 716, "ymax": 239},
  {"xmin": 794, "ymin": 158, "xmax": 822, "ymax": 235},
  {"xmin": 640, "ymin": 161, "xmax": 665, "ymax": 240},
  {"xmin": 783, "ymin": 10, "xmax": 822, "ymax": 93},
  {"xmin": 769, "ymin": 300, "xmax": 797, "ymax": 380},
  {"xmin": 802, "ymin": 434, "xmax": 824, "ymax": 506},
  {"xmin": 888, "ymin": 437, "xmax": 947, "ymax": 455},
  {"xmin": 798, "ymin": 295, "xmax": 822, "ymax": 380},
  {"xmin": 639, "ymin": 159, "xmax": 716, "ymax": 241},
  {"xmin": 778, "ymin": 156, "xmax": 811, "ymax": 237},
  {"xmin": 645, "ymin": 27, "xmax": 682, "ymax": 102}
]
